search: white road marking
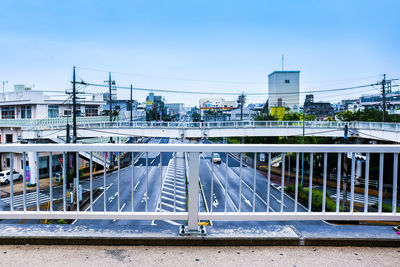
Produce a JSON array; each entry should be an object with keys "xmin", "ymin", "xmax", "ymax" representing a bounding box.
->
[
  {"xmin": 161, "ymin": 190, "xmax": 185, "ymax": 199},
  {"xmin": 161, "ymin": 195, "xmax": 186, "ymax": 205},
  {"xmin": 204, "ymin": 159, "xmax": 238, "ymax": 212},
  {"xmin": 133, "ymin": 180, "xmax": 140, "ymax": 191},
  {"xmin": 242, "ymin": 194, "xmax": 252, "ymax": 208},
  {"xmin": 120, "ymin": 202, "xmax": 127, "ymax": 211}
]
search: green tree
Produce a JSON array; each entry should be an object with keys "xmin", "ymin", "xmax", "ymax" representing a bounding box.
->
[
  {"xmin": 252, "ymin": 111, "xmax": 277, "ymax": 121},
  {"xmin": 191, "ymin": 111, "xmax": 200, "ymax": 122},
  {"xmin": 304, "ymin": 114, "xmax": 317, "ymax": 121},
  {"xmin": 337, "ymin": 109, "xmax": 400, "ymax": 122},
  {"xmin": 283, "ymin": 112, "xmax": 301, "ymax": 121}
]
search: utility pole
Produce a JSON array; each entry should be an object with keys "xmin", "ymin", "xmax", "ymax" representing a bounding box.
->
[
  {"xmin": 64, "ymin": 66, "xmax": 78, "ymax": 189},
  {"xmin": 66, "ymin": 66, "xmax": 85, "ymax": 188},
  {"xmin": 301, "ymin": 104, "xmax": 305, "ymax": 187},
  {"xmin": 107, "ymin": 72, "xmax": 114, "ymax": 144},
  {"xmin": 109, "ymin": 72, "xmax": 112, "ymax": 123},
  {"xmin": 130, "ymin": 84, "xmax": 133, "ymax": 123},
  {"xmin": 72, "ymin": 66, "xmax": 77, "ymax": 145},
  {"xmin": 382, "ymin": 74, "xmax": 386, "ymax": 122},
  {"xmin": 342, "ymin": 124, "xmax": 349, "ymax": 211},
  {"xmin": 66, "ymin": 123, "xmax": 70, "ymax": 188},
  {"xmin": 370, "ymin": 75, "xmax": 399, "ymax": 121},
  {"xmin": 237, "ymin": 92, "xmax": 246, "ymax": 121},
  {"xmin": 72, "ymin": 66, "xmax": 78, "ymax": 189}
]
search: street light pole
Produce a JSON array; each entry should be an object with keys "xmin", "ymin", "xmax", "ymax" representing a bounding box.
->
[
  {"xmin": 301, "ymin": 105, "xmax": 305, "ymax": 187},
  {"xmin": 342, "ymin": 124, "xmax": 349, "ymax": 211},
  {"xmin": 130, "ymin": 84, "xmax": 133, "ymax": 123}
]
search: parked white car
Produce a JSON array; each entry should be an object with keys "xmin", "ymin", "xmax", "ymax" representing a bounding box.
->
[{"xmin": 0, "ymin": 170, "xmax": 23, "ymax": 184}]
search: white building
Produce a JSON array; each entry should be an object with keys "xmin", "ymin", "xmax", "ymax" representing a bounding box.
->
[
  {"xmin": 199, "ymin": 98, "xmax": 237, "ymax": 120},
  {"xmin": 0, "ymin": 87, "xmax": 106, "ymax": 185},
  {"xmin": 360, "ymin": 91, "xmax": 400, "ymax": 114},
  {"xmin": 227, "ymin": 106, "xmax": 257, "ymax": 121},
  {"xmin": 268, "ymin": 71, "xmax": 300, "ymax": 110}
]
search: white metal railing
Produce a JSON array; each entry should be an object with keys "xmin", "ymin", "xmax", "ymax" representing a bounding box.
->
[
  {"xmin": 0, "ymin": 143, "xmax": 399, "ymax": 232},
  {"xmin": 4, "ymin": 116, "xmax": 119, "ymax": 129},
  {"xmin": 24, "ymin": 120, "xmax": 400, "ymax": 133}
]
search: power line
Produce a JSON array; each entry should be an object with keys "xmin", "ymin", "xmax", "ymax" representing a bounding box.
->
[
  {"xmin": 302, "ymin": 75, "xmax": 381, "ymax": 85},
  {"xmin": 77, "ymin": 81, "xmax": 378, "ymax": 96},
  {"xmin": 76, "ymin": 66, "xmax": 265, "ymax": 85},
  {"xmin": 76, "ymin": 66, "xmax": 384, "ymax": 87}
]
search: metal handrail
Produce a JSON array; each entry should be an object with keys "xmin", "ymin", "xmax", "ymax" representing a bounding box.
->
[
  {"xmin": 22, "ymin": 120, "xmax": 400, "ymax": 132},
  {"xmin": 0, "ymin": 143, "xmax": 398, "ymax": 232}
]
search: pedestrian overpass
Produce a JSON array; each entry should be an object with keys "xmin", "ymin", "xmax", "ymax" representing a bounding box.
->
[{"xmin": 21, "ymin": 120, "xmax": 400, "ymax": 142}]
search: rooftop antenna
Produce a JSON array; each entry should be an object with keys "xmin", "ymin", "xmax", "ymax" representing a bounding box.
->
[{"xmin": 1, "ymin": 81, "xmax": 8, "ymax": 94}]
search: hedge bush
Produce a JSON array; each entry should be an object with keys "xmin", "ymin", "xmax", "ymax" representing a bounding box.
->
[
  {"xmin": 285, "ymin": 184, "xmax": 340, "ymax": 212},
  {"xmin": 372, "ymin": 203, "xmax": 400, "ymax": 213}
]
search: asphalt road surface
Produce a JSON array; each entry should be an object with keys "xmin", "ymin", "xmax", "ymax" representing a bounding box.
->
[{"xmin": 0, "ymin": 137, "xmax": 328, "ymax": 228}]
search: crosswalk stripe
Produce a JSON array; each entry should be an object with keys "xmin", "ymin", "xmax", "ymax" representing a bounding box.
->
[
  {"xmin": 164, "ymin": 182, "xmax": 185, "ymax": 189},
  {"xmin": 162, "ymin": 187, "xmax": 186, "ymax": 194},
  {"xmin": 164, "ymin": 180, "xmax": 185, "ymax": 186},
  {"xmin": 3, "ymin": 195, "xmax": 49, "ymax": 202},
  {"xmin": 3, "ymin": 197, "xmax": 50, "ymax": 204},
  {"xmin": 3, "ymin": 193, "xmax": 48, "ymax": 201},
  {"xmin": 330, "ymin": 193, "xmax": 378, "ymax": 204},
  {"xmin": 162, "ymin": 195, "xmax": 186, "ymax": 205},
  {"xmin": 161, "ymin": 190, "xmax": 186, "ymax": 199},
  {"xmin": 161, "ymin": 202, "xmax": 186, "ymax": 211},
  {"xmin": 156, "ymin": 153, "xmax": 187, "ymax": 214},
  {"xmin": 2, "ymin": 192, "xmax": 51, "ymax": 208}
]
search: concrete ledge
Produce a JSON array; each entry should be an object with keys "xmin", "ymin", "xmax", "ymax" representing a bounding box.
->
[
  {"xmin": 0, "ymin": 224, "xmax": 398, "ymax": 246},
  {"xmin": 0, "ymin": 236, "xmax": 300, "ymax": 246},
  {"xmin": 304, "ymin": 238, "xmax": 400, "ymax": 247}
]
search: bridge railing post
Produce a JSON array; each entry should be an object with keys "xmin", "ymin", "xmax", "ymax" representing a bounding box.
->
[{"xmin": 187, "ymin": 152, "xmax": 200, "ymax": 232}]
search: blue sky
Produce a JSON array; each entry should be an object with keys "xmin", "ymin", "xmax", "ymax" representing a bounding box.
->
[{"xmin": 0, "ymin": 0, "xmax": 399, "ymax": 106}]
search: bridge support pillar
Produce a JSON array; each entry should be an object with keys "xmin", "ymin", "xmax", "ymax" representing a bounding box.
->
[{"xmin": 187, "ymin": 152, "xmax": 199, "ymax": 231}]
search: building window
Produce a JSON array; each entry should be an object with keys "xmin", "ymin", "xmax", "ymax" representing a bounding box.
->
[
  {"xmin": 48, "ymin": 105, "xmax": 59, "ymax": 118},
  {"xmin": 6, "ymin": 134, "xmax": 13, "ymax": 143},
  {"xmin": 285, "ymin": 80, "xmax": 290, "ymax": 84},
  {"xmin": 63, "ymin": 109, "xmax": 72, "ymax": 117},
  {"xmin": 85, "ymin": 105, "xmax": 98, "ymax": 117},
  {"xmin": 21, "ymin": 106, "xmax": 32, "ymax": 119},
  {"xmin": 6, "ymin": 158, "xmax": 10, "ymax": 168},
  {"xmin": 19, "ymin": 160, "xmax": 29, "ymax": 168},
  {"xmin": 1, "ymin": 107, "xmax": 15, "ymax": 119}
]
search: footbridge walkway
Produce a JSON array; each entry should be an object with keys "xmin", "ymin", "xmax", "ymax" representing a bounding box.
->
[{"xmin": 21, "ymin": 120, "xmax": 400, "ymax": 142}]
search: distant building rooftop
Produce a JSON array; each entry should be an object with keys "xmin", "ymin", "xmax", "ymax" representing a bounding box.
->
[{"xmin": 268, "ymin": 71, "xmax": 300, "ymax": 77}]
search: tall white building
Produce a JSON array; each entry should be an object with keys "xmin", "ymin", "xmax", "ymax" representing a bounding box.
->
[{"xmin": 268, "ymin": 71, "xmax": 300, "ymax": 110}]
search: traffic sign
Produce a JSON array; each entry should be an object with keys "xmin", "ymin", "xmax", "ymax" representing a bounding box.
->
[{"xmin": 58, "ymin": 158, "xmax": 63, "ymax": 165}]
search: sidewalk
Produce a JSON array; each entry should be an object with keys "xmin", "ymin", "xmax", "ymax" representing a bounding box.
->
[{"xmin": 0, "ymin": 245, "xmax": 399, "ymax": 266}]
